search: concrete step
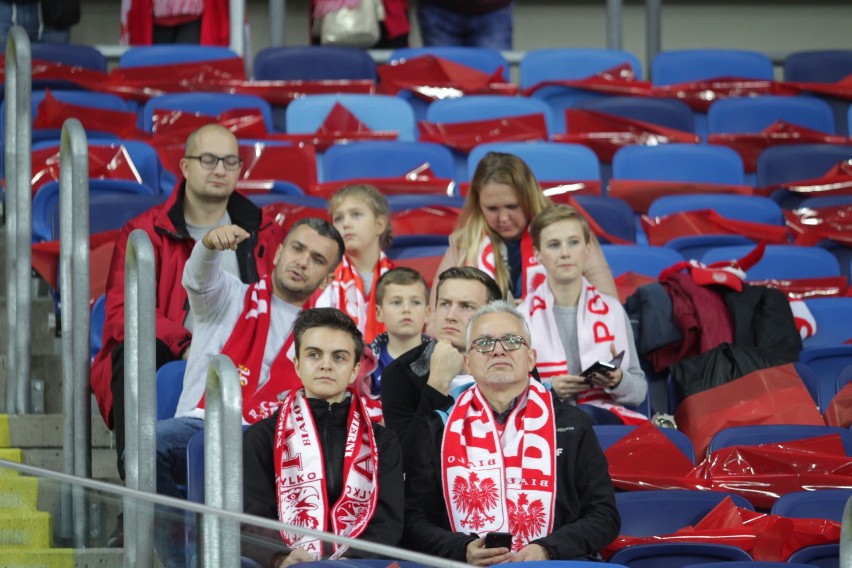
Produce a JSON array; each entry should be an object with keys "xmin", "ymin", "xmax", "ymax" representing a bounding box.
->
[
  {"xmin": 21, "ymin": 449, "xmax": 120, "ymax": 482},
  {"xmin": 3, "ymin": 414, "xmax": 113, "ymax": 450},
  {"xmin": 0, "ymin": 475, "xmax": 39, "ymax": 510},
  {"xmin": 0, "ymin": 296, "xmax": 60, "ymax": 356},
  {"xmin": 0, "ymin": 509, "xmax": 53, "ymax": 547},
  {"xmin": 0, "ymin": 353, "xmax": 65, "ymax": 414}
]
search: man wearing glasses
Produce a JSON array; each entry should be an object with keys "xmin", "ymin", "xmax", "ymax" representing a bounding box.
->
[
  {"xmin": 402, "ymin": 300, "xmax": 620, "ymax": 564},
  {"xmin": 91, "ymin": 123, "xmax": 284, "ymax": 526}
]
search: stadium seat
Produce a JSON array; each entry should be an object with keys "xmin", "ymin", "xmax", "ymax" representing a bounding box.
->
[
  {"xmin": 608, "ymin": 543, "xmax": 753, "ymax": 567},
  {"xmin": 31, "ymin": 41, "xmax": 108, "ymax": 72},
  {"xmin": 707, "ymin": 424, "xmax": 852, "ymax": 455},
  {"xmin": 799, "ymin": 346, "xmax": 852, "ymax": 412},
  {"xmin": 253, "ymin": 46, "xmax": 377, "ymax": 131},
  {"xmin": 664, "ymin": 235, "xmax": 754, "ymax": 263},
  {"xmin": 90, "ymin": 294, "xmax": 106, "ymax": 359},
  {"xmin": 574, "ymin": 96, "xmax": 696, "ymax": 133},
  {"xmin": 32, "ymin": 180, "xmax": 164, "ymax": 243},
  {"xmin": 707, "ymin": 95, "xmax": 836, "ymax": 135},
  {"xmin": 785, "ymin": 49, "xmax": 852, "ymax": 136},
  {"xmin": 594, "ymin": 425, "xmax": 696, "ymax": 463},
  {"xmin": 838, "ymin": 363, "xmax": 852, "ymax": 393},
  {"xmin": 389, "ymin": 46, "xmax": 510, "ymax": 77},
  {"xmin": 647, "ymin": 194, "xmax": 784, "ymax": 225},
  {"xmin": 771, "ymin": 488, "xmax": 852, "ymax": 521},
  {"xmin": 286, "ymin": 93, "xmax": 416, "ymax": 141},
  {"xmin": 616, "ymin": 489, "xmax": 754, "ymax": 537},
  {"xmin": 684, "ymin": 563, "xmax": 811, "ymax": 568},
  {"xmin": 756, "ymin": 144, "xmax": 852, "ymax": 209},
  {"xmin": 141, "ymin": 92, "xmax": 275, "ymax": 134},
  {"xmin": 700, "ymin": 245, "xmax": 841, "ymax": 280},
  {"xmin": 786, "ymin": 543, "xmax": 841, "ymax": 568},
  {"xmin": 467, "ymin": 141, "xmax": 601, "ymax": 186},
  {"xmin": 572, "ymin": 195, "xmax": 636, "ymax": 244},
  {"xmin": 118, "ymin": 45, "xmax": 239, "ymax": 68},
  {"xmin": 520, "ymin": 48, "xmax": 644, "ymax": 133},
  {"xmin": 156, "ymin": 360, "xmax": 186, "ymax": 421},
  {"xmin": 385, "ymin": 243, "xmax": 448, "ymax": 289},
  {"xmin": 601, "ymin": 245, "xmax": 683, "ymax": 277},
  {"xmin": 799, "ymin": 195, "xmax": 852, "ymax": 209},
  {"xmin": 651, "ymin": 49, "xmax": 774, "ymax": 85},
  {"xmin": 803, "ymin": 298, "xmax": 852, "ymax": 348},
  {"xmin": 794, "ymin": 362, "xmax": 824, "ymax": 410},
  {"xmin": 322, "ymin": 141, "xmax": 455, "ymax": 183},
  {"xmin": 611, "ymin": 144, "xmax": 745, "ymax": 185},
  {"xmin": 247, "ymin": 193, "xmax": 328, "ymax": 209}
]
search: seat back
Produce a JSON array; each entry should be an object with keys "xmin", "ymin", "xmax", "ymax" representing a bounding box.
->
[
  {"xmin": 286, "ymin": 94, "xmax": 416, "ymax": 141},
  {"xmin": 648, "ymin": 194, "xmax": 784, "ymax": 225},
  {"xmin": 786, "ymin": 543, "xmax": 841, "ymax": 568},
  {"xmin": 784, "ymin": 50, "xmax": 852, "ymax": 83},
  {"xmin": 601, "ymin": 245, "xmax": 683, "ymax": 277},
  {"xmin": 390, "ymin": 46, "xmax": 510, "ymax": 78},
  {"xmin": 32, "ymin": 41, "xmax": 107, "ymax": 72},
  {"xmin": 426, "ymin": 95, "xmax": 554, "ymax": 137},
  {"xmin": 803, "ymin": 298, "xmax": 852, "ymax": 348},
  {"xmin": 707, "ymin": 95, "xmax": 836, "ymax": 135},
  {"xmin": 756, "ymin": 144, "xmax": 852, "ymax": 189},
  {"xmin": 838, "ymin": 363, "xmax": 852, "ymax": 393},
  {"xmin": 665, "ymin": 235, "xmax": 755, "ymax": 263},
  {"xmin": 770, "ymin": 488, "xmax": 852, "ymax": 521},
  {"xmin": 253, "ymin": 45, "xmax": 376, "ymax": 80},
  {"xmin": 573, "ymin": 195, "xmax": 636, "ymax": 244},
  {"xmin": 651, "ymin": 49, "xmax": 774, "ymax": 85},
  {"xmin": 608, "ymin": 543, "xmax": 753, "ymax": 568},
  {"xmin": 141, "ymin": 92, "xmax": 275, "ymax": 133},
  {"xmin": 594, "ymin": 425, "xmax": 696, "ymax": 463},
  {"xmin": 323, "ymin": 141, "xmax": 455, "ymax": 182},
  {"xmin": 708, "ymin": 424, "xmax": 852, "ymax": 455},
  {"xmin": 616, "ymin": 490, "xmax": 754, "ymax": 537},
  {"xmin": 468, "ymin": 141, "xmax": 601, "ymax": 183},
  {"xmin": 91, "ymin": 294, "xmax": 106, "ymax": 359},
  {"xmin": 520, "ymin": 48, "xmax": 643, "ymax": 90},
  {"xmin": 611, "ymin": 144, "xmax": 745, "ymax": 185},
  {"xmin": 156, "ymin": 360, "xmax": 187, "ymax": 421},
  {"xmin": 119, "ymin": 45, "xmax": 239, "ymax": 68},
  {"xmin": 385, "ymin": 243, "xmax": 449, "ymax": 289},
  {"xmin": 575, "ymin": 96, "xmax": 696, "ymax": 133},
  {"xmin": 701, "ymin": 245, "xmax": 840, "ymax": 280}
]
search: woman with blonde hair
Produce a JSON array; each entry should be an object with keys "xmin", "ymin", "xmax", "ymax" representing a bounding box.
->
[{"xmin": 432, "ymin": 151, "xmax": 616, "ymax": 302}]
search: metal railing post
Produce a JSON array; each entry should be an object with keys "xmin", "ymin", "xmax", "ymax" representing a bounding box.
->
[
  {"xmin": 269, "ymin": 0, "xmax": 286, "ymax": 47},
  {"xmin": 842, "ymin": 495, "xmax": 852, "ymax": 568},
  {"xmin": 58, "ymin": 118, "xmax": 91, "ymax": 547},
  {"xmin": 606, "ymin": 0, "xmax": 623, "ymax": 51},
  {"xmin": 646, "ymin": 0, "xmax": 663, "ymax": 77},
  {"xmin": 201, "ymin": 355, "xmax": 243, "ymax": 567},
  {"xmin": 230, "ymin": 0, "xmax": 246, "ymax": 57},
  {"xmin": 4, "ymin": 26, "xmax": 32, "ymax": 415},
  {"xmin": 123, "ymin": 230, "xmax": 157, "ymax": 568}
]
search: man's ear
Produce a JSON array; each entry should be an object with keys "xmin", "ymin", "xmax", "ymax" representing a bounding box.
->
[
  {"xmin": 272, "ymin": 243, "xmax": 284, "ymax": 266},
  {"xmin": 319, "ymin": 271, "xmax": 335, "ymax": 291},
  {"xmin": 348, "ymin": 361, "xmax": 360, "ymax": 385},
  {"xmin": 179, "ymin": 157, "xmax": 191, "ymax": 180},
  {"xmin": 375, "ymin": 304, "xmax": 385, "ymax": 324},
  {"xmin": 527, "ymin": 347, "xmax": 537, "ymax": 374},
  {"xmin": 533, "ymin": 247, "xmax": 541, "ymax": 264}
]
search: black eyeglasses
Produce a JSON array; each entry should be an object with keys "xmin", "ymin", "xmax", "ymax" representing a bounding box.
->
[
  {"xmin": 470, "ymin": 334, "xmax": 528, "ymax": 353},
  {"xmin": 185, "ymin": 153, "xmax": 242, "ymax": 171}
]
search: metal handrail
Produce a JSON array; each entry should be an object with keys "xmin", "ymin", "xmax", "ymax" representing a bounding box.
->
[
  {"xmin": 4, "ymin": 25, "xmax": 32, "ymax": 415},
  {"xmin": 203, "ymin": 355, "xmax": 243, "ymax": 566},
  {"xmin": 606, "ymin": 0, "xmax": 623, "ymax": 50},
  {"xmin": 123, "ymin": 229, "xmax": 157, "ymax": 567},
  {"xmin": 646, "ymin": 0, "xmax": 663, "ymax": 77},
  {"xmin": 842, "ymin": 495, "xmax": 852, "ymax": 568},
  {"xmin": 230, "ymin": 0, "xmax": 246, "ymax": 56},
  {"xmin": 58, "ymin": 118, "xmax": 91, "ymax": 547}
]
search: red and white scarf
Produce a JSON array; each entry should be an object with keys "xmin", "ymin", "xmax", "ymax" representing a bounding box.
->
[
  {"xmin": 274, "ymin": 388, "xmax": 379, "ymax": 559},
  {"xmin": 200, "ymin": 275, "xmax": 306, "ymax": 424},
  {"xmin": 476, "ymin": 230, "xmax": 547, "ymax": 299},
  {"xmin": 520, "ymin": 277, "xmax": 646, "ymax": 424},
  {"xmin": 441, "ymin": 381, "xmax": 556, "ymax": 551},
  {"xmin": 317, "ymin": 252, "xmax": 394, "ymax": 343}
]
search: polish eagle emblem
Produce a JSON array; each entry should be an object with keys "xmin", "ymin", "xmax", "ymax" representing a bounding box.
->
[
  {"xmin": 451, "ymin": 472, "xmax": 498, "ymax": 531},
  {"xmin": 280, "ymin": 487, "xmax": 320, "ymax": 530},
  {"xmin": 507, "ymin": 493, "xmax": 546, "ymax": 547}
]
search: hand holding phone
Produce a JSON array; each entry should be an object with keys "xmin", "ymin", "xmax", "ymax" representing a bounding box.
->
[
  {"xmin": 483, "ymin": 531, "xmax": 513, "ymax": 549},
  {"xmin": 580, "ymin": 350, "xmax": 625, "ymax": 384}
]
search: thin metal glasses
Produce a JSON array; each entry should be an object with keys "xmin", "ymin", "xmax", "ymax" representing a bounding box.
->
[
  {"xmin": 185, "ymin": 153, "xmax": 242, "ymax": 171},
  {"xmin": 470, "ymin": 334, "xmax": 528, "ymax": 353}
]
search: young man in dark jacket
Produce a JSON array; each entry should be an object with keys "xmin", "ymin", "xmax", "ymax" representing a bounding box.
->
[
  {"xmin": 403, "ymin": 301, "xmax": 619, "ymax": 563},
  {"xmin": 241, "ymin": 308, "xmax": 404, "ymax": 567},
  {"xmin": 91, "ymin": 123, "xmax": 284, "ymax": 481}
]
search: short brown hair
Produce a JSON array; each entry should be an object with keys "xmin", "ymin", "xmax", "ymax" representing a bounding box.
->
[
  {"xmin": 375, "ymin": 267, "xmax": 428, "ymax": 305},
  {"xmin": 529, "ymin": 204, "xmax": 591, "ymax": 249},
  {"xmin": 328, "ymin": 184, "xmax": 393, "ymax": 249},
  {"xmin": 294, "ymin": 307, "xmax": 364, "ymax": 362},
  {"xmin": 434, "ymin": 266, "xmax": 502, "ymax": 306}
]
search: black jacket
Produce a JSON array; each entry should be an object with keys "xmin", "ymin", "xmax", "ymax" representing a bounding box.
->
[
  {"xmin": 402, "ymin": 390, "xmax": 620, "ymax": 561},
  {"xmin": 241, "ymin": 397, "xmax": 404, "ymax": 566}
]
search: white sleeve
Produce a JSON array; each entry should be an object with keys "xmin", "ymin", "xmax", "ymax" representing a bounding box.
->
[
  {"xmin": 182, "ymin": 239, "xmax": 242, "ymax": 323},
  {"xmin": 606, "ymin": 311, "xmax": 648, "ymax": 407}
]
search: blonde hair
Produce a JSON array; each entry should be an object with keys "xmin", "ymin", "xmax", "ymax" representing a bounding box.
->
[
  {"xmin": 454, "ymin": 152, "xmax": 551, "ymax": 297},
  {"xmin": 529, "ymin": 204, "xmax": 591, "ymax": 249},
  {"xmin": 328, "ymin": 184, "xmax": 393, "ymax": 250}
]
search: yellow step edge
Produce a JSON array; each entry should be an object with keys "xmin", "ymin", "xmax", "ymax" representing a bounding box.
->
[
  {"xmin": 0, "ymin": 548, "xmax": 74, "ymax": 568},
  {"xmin": 0, "ymin": 476, "xmax": 40, "ymax": 510},
  {"xmin": 0, "ymin": 415, "xmax": 10, "ymax": 447},
  {"xmin": 0, "ymin": 448, "xmax": 24, "ymax": 477},
  {"xmin": 0, "ymin": 510, "xmax": 52, "ymax": 548}
]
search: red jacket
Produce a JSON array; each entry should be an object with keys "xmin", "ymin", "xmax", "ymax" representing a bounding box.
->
[
  {"xmin": 90, "ymin": 182, "xmax": 284, "ymax": 427},
  {"xmin": 120, "ymin": 0, "xmax": 230, "ymax": 46}
]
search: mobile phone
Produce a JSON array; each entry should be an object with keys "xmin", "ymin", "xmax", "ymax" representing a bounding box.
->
[
  {"xmin": 483, "ymin": 531, "xmax": 513, "ymax": 549},
  {"xmin": 580, "ymin": 350, "xmax": 626, "ymax": 383}
]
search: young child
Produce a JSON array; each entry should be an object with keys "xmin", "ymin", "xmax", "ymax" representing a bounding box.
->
[
  {"xmin": 369, "ymin": 267, "xmax": 430, "ymax": 395},
  {"xmin": 315, "ymin": 184, "xmax": 395, "ymax": 344}
]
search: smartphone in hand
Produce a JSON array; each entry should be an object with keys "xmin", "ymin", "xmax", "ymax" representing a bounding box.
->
[
  {"xmin": 580, "ymin": 350, "xmax": 625, "ymax": 383},
  {"xmin": 483, "ymin": 531, "xmax": 513, "ymax": 549}
]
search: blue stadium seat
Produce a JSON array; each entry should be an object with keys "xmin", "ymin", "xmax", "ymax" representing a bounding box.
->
[
  {"xmin": 594, "ymin": 425, "xmax": 696, "ymax": 463},
  {"xmin": 771, "ymin": 488, "xmax": 852, "ymax": 521},
  {"xmin": 651, "ymin": 49, "xmax": 774, "ymax": 85},
  {"xmin": 701, "ymin": 245, "xmax": 840, "ymax": 280},
  {"xmin": 286, "ymin": 94, "xmax": 416, "ymax": 142},
  {"xmin": 572, "ymin": 195, "xmax": 636, "ymax": 244},
  {"xmin": 611, "ymin": 144, "xmax": 745, "ymax": 185},
  {"xmin": 520, "ymin": 48, "xmax": 643, "ymax": 133},
  {"xmin": 31, "ymin": 41, "xmax": 108, "ymax": 72},
  {"xmin": 247, "ymin": 194, "xmax": 328, "ymax": 209},
  {"xmin": 838, "ymin": 363, "xmax": 852, "ymax": 393},
  {"xmin": 119, "ymin": 45, "xmax": 238, "ymax": 68},
  {"xmin": 685, "ymin": 563, "xmax": 810, "ymax": 568},
  {"xmin": 756, "ymin": 144, "xmax": 852, "ymax": 209},
  {"xmin": 648, "ymin": 194, "xmax": 784, "ymax": 225},
  {"xmin": 794, "ymin": 362, "xmax": 824, "ymax": 410},
  {"xmin": 609, "ymin": 543, "xmax": 753, "ymax": 568},
  {"xmin": 785, "ymin": 49, "xmax": 852, "ymax": 136},
  {"xmin": 323, "ymin": 141, "xmax": 455, "ymax": 183},
  {"xmin": 707, "ymin": 424, "xmax": 852, "ymax": 455},
  {"xmin": 468, "ymin": 141, "xmax": 601, "ymax": 185},
  {"xmin": 156, "ymin": 360, "xmax": 186, "ymax": 421},
  {"xmin": 90, "ymin": 294, "xmax": 106, "ymax": 360},
  {"xmin": 707, "ymin": 95, "xmax": 836, "ymax": 135},
  {"xmin": 601, "ymin": 245, "xmax": 683, "ymax": 277},
  {"xmin": 574, "ymin": 96, "xmax": 696, "ymax": 133},
  {"xmin": 786, "ymin": 543, "xmax": 841, "ymax": 568},
  {"xmin": 800, "ymin": 346, "xmax": 852, "ymax": 412},
  {"xmin": 803, "ymin": 298, "xmax": 852, "ymax": 348},
  {"xmin": 616, "ymin": 489, "xmax": 754, "ymax": 537},
  {"xmin": 664, "ymin": 235, "xmax": 755, "ymax": 263},
  {"xmin": 141, "ymin": 92, "xmax": 275, "ymax": 134}
]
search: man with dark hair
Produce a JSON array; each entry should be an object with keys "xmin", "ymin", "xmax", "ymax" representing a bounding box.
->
[
  {"xmin": 152, "ymin": 217, "xmax": 344, "ymax": 567},
  {"xmin": 380, "ymin": 266, "xmax": 501, "ymax": 453},
  {"xmin": 241, "ymin": 307, "xmax": 404, "ymax": 567},
  {"xmin": 403, "ymin": 301, "xmax": 619, "ymax": 563}
]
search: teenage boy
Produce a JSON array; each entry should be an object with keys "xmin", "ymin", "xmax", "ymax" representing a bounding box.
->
[
  {"xmin": 242, "ymin": 308, "xmax": 404, "ymax": 567},
  {"xmin": 368, "ymin": 267, "xmax": 430, "ymax": 394}
]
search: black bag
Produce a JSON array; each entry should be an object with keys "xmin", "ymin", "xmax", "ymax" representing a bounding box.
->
[{"xmin": 41, "ymin": 0, "xmax": 81, "ymax": 29}]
